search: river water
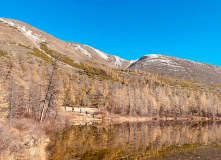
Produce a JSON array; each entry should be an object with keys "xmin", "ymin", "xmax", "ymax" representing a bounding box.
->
[{"xmin": 48, "ymin": 121, "xmax": 221, "ymax": 160}]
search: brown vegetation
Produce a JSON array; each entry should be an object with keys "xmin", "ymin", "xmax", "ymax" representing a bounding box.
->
[
  {"xmin": 0, "ymin": 44, "xmax": 221, "ymax": 123},
  {"xmin": 0, "ymin": 117, "xmax": 48, "ymax": 159}
]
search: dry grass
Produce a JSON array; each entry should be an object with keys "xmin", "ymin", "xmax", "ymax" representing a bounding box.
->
[{"xmin": 0, "ymin": 117, "xmax": 49, "ymax": 160}]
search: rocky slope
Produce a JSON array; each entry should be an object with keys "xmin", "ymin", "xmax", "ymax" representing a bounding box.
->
[{"xmin": 129, "ymin": 54, "xmax": 221, "ymax": 84}]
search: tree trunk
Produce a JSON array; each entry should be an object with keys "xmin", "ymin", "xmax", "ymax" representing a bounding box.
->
[
  {"xmin": 40, "ymin": 63, "xmax": 56, "ymax": 123},
  {"xmin": 9, "ymin": 73, "xmax": 14, "ymax": 128}
]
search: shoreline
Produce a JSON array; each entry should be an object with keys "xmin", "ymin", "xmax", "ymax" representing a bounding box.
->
[
  {"xmin": 60, "ymin": 107, "xmax": 221, "ymax": 125},
  {"xmin": 106, "ymin": 115, "xmax": 221, "ymax": 124},
  {"xmin": 1, "ymin": 108, "xmax": 221, "ymax": 160}
]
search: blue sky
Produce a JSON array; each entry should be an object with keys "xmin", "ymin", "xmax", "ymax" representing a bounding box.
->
[{"xmin": 1, "ymin": 0, "xmax": 221, "ymax": 66}]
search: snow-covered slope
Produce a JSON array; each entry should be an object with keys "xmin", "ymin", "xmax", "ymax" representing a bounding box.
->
[
  {"xmin": 0, "ymin": 17, "xmax": 132, "ymax": 68},
  {"xmin": 0, "ymin": 18, "xmax": 107, "ymax": 63},
  {"xmin": 86, "ymin": 45, "xmax": 109, "ymax": 61},
  {"xmin": 0, "ymin": 18, "xmax": 46, "ymax": 42},
  {"xmin": 68, "ymin": 43, "xmax": 91, "ymax": 57},
  {"xmin": 67, "ymin": 42, "xmax": 131, "ymax": 68}
]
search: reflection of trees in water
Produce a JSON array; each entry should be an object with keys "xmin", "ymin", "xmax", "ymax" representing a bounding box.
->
[{"xmin": 48, "ymin": 122, "xmax": 221, "ymax": 160}]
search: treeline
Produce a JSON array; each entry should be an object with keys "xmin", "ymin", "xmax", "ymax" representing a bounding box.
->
[
  {"xmin": 0, "ymin": 50, "xmax": 221, "ymax": 125},
  {"xmin": 64, "ymin": 70, "xmax": 221, "ymax": 118}
]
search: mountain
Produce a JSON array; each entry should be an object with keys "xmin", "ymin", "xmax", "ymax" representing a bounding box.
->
[
  {"xmin": 129, "ymin": 54, "xmax": 221, "ymax": 84},
  {"xmin": 1, "ymin": 17, "xmax": 220, "ymax": 85},
  {"xmin": 0, "ymin": 18, "xmax": 131, "ymax": 68}
]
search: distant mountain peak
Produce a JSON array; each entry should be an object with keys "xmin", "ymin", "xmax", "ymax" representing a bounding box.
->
[{"xmin": 129, "ymin": 53, "xmax": 221, "ymax": 84}]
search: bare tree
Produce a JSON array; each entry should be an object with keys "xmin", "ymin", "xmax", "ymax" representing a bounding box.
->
[{"xmin": 40, "ymin": 61, "xmax": 60, "ymax": 122}]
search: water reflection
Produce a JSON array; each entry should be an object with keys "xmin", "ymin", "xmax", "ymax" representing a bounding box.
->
[{"xmin": 48, "ymin": 121, "xmax": 221, "ymax": 160}]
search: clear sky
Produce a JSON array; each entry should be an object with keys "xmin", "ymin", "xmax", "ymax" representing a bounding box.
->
[{"xmin": 1, "ymin": 0, "xmax": 221, "ymax": 66}]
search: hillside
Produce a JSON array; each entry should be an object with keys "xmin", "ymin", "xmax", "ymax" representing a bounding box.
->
[
  {"xmin": 0, "ymin": 18, "xmax": 131, "ymax": 68},
  {"xmin": 129, "ymin": 54, "xmax": 221, "ymax": 84}
]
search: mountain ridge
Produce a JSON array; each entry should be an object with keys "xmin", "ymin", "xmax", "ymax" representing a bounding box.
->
[
  {"xmin": 129, "ymin": 54, "xmax": 221, "ymax": 84},
  {"xmin": 1, "ymin": 17, "xmax": 221, "ymax": 84}
]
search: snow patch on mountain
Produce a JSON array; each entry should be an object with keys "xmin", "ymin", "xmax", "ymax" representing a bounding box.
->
[
  {"xmin": 17, "ymin": 26, "xmax": 46, "ymax": 42},
  {"xmin": 69, "ymin": 43, "xmax": 91, "ymax": 57},
  {"xmin": 0, "ymin": 18, "xmax": 15, "ymax": 26},
  {"xmin": 0, "ymin": 18, "xmax": 46, "ymax": 42},
  {"xmin": 86, "ymin": 45, "xmax": 109, "ymax": 61},
  {"xmin": 139, "ymin": 54, "xmax": 186, "ymax": 71},
  {"xmin": 128, "ymin": 59, "xmax": 139, "ymax": 67},
  {"xmin": 190, "ymin": 61, "xmax": 205, "ymax": 66},
  {"xmin": 145, "ymin": 54, "xmax": 159, "ymax": 59},
  {"xmin": 214, "ymin": 66, "xmax": 221, "ymax": 74},
  {"xmin": 114, "ymin": 55, "xmax": 128, "ymax": 68}
]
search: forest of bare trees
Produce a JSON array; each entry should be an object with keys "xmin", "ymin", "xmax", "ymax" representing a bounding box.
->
[
  {"xmin": 0, "ymin": 56, "xmax": 63, "ymax": 125},
  {"xmin": 0, "ymin": 52, "xmax": 221, "ymax": 126}
]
